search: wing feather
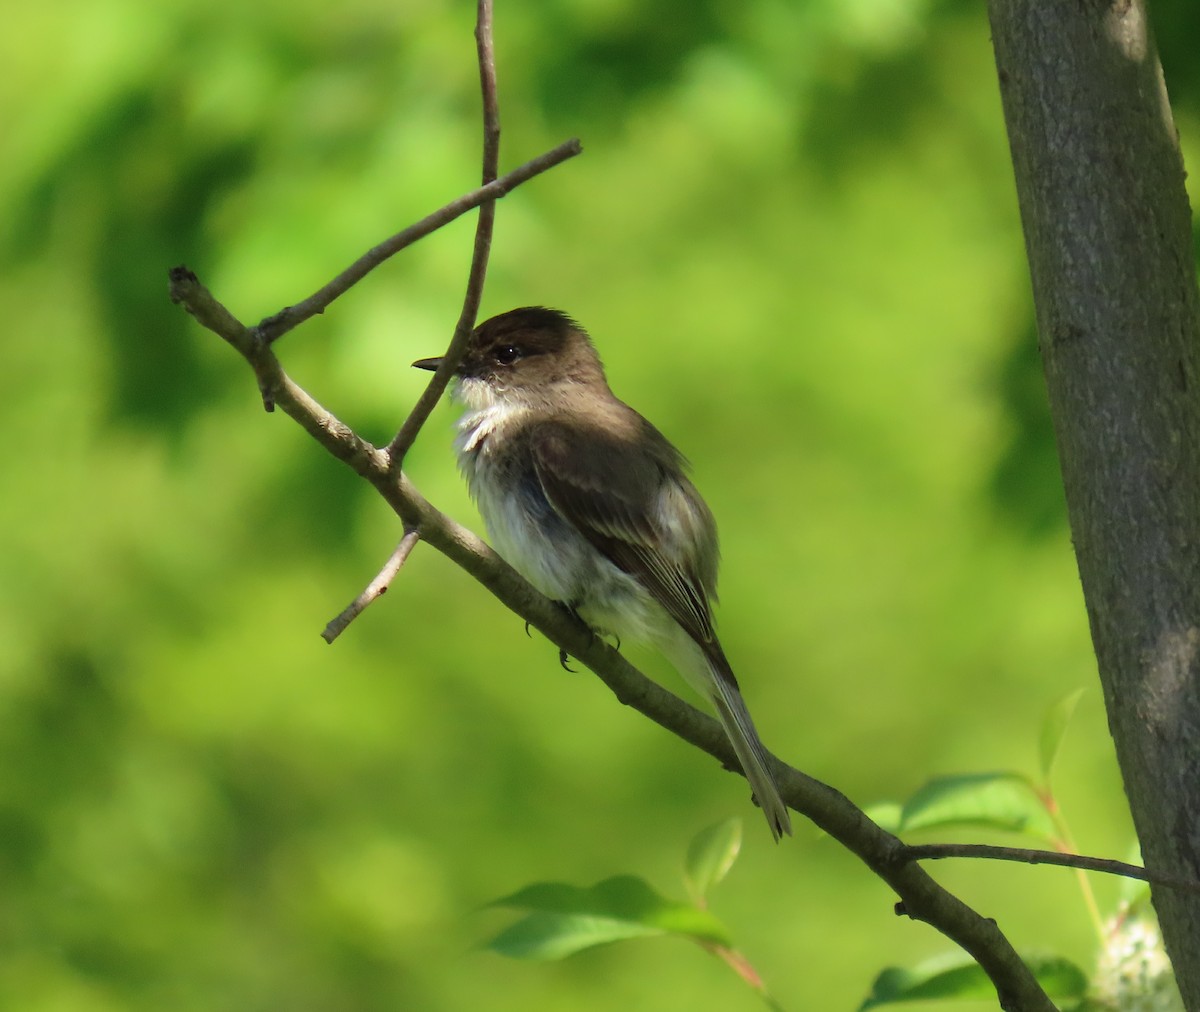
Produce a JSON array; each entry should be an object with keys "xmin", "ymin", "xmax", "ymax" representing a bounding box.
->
[{"xmin": 529, "ymin": 416, "xmax": 718, "ymax": 647}]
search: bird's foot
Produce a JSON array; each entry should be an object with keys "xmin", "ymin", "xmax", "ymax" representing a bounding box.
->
[{"xmin": 553, "ymin": 601, "xmax": 598, "ymax": 672}]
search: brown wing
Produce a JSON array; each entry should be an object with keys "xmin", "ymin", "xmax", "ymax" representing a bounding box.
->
[{"xmin": 529, "ymin": 416, "xmax": 719, "ymax": 647}]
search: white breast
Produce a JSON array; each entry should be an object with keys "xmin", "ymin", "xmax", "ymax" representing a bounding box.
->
[
  {"xmin": 451, "ymin": 395, "xmax": 661, "ymax": 640},
  {"xmin": 454, "ymin": 398, "xmax": 571, "ymax": 597}
]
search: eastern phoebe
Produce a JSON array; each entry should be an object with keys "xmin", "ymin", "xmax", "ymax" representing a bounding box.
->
[{"xmin": 414, "ymin": 307, "xmax": 792, "ymax": 840}]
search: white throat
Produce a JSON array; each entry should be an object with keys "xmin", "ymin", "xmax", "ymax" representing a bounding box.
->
[{"xmin": 451, "ymin": 377, "xmax": 532, "ymax": 457}]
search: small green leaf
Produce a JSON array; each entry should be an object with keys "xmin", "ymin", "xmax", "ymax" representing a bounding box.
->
[
  {"xmin": 487, "ymin": 911, "xmax": 663, "ymax": 960},
  {"xmin": 1039, "ymin": 688, "xmax": 1085, "ymax": 784},
  {"xmin": 486, "ymin": 875, "xmax": 732, "ymax": 959},
  {"xmin": 860, "ymin": 951, "xmax": 1088, "ymax": 1009},
  {"xmin": 899, "ymin": 772, "xmax": 1056, "ymax": 840},
  {"xmin": 684, "ymin": 818, "xmax": 742, "ymax": 901}
]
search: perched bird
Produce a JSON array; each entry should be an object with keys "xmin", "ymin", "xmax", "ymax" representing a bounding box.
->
[{"xmin": 414, "ymin": 307, "xmax": 792, "ymax": 840}]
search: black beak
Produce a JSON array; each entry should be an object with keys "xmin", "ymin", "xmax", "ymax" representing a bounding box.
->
[{"xmin": 412, "ymin": 356, "xmax": 443, "ymax": 371}]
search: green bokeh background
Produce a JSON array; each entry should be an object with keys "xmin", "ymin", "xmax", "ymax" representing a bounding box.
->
[{"xmin": 4, "ymin": 1, "xmax": 1199, "ymax": 1009}]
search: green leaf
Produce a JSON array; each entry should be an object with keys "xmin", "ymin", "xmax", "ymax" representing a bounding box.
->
[
  {"xmin": 860, "ymin": 951, "xmax": 1088, "ymax": 1009},
  {"xmin": 683, "ymin": 818, "xmax": 742, "ymax": 901},
  {"xmin": 899, "ymin": 772, "xmax": 1056, "ymax": 840},
  {"xmin": 486, "ymin": 876, "xmax": 732, "ymax": 960},
  {"xmin": 487, "ymin": 911, "xmax": 665, "ymax": 960},
  {"xmin": 1039, "ymin": 688, "xmax": 1085, "ymax": 784}
]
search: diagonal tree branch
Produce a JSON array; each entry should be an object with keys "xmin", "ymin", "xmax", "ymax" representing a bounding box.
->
[{"xmin": 167, "ymin": 262, "xmax": 1060, "ymax": 1012}]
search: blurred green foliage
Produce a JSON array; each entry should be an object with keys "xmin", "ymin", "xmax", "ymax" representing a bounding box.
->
[{"xmin": 3, "ymin": 0, "xmax": 1200, "ymax": 1009}]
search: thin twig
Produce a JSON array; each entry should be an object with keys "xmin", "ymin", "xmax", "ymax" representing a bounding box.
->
[
  {"xmin": 322, "ymin": 529, "xmax": 422, "ymax": 643},
  {"xmin": 385, "ymin": 0, "xmax": 502, "ymax": 465},
  {"xmin": 253, "ymin": 138, "xmax": 580, "ymax": 346},
  {"xmin": 906, "ymin": 842, "xmax": 1200, "ymax": 894},
  {"xmin": 475, "ymin": 0, "xmax": 501, "ymax": 177}
]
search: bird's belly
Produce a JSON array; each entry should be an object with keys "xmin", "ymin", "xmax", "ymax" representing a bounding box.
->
[{"xmin": 477, "ymin": 475, "xmax": 585, "ymax": 601}]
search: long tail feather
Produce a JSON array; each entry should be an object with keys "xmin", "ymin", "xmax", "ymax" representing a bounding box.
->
[
  {"xmin": 707, "ymin": 663, "xmax": 792, "ymax": 841},
  {"xmin": 659, "ymin": 626, "xmax": 792, "ymax": 840}
]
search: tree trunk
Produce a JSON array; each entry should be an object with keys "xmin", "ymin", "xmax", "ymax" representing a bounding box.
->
[{"xmin": 986, "ymin": 0, "xmax": 1200, "ymax": 1003}]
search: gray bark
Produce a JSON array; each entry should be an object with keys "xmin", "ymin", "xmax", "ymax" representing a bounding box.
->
[{"xmin": 987, "ymin": 0, "xmax": 1200, "ymax": 1004}]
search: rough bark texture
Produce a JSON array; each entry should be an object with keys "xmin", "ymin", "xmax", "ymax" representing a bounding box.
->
[{"xmin": 987, "ymin": 0, "xmax": 1200, "ymax": 1003}]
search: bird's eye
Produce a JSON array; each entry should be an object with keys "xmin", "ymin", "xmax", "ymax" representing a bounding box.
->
[{"xmin": 494, "ymin": 344, "xmax": 521, "ymax": 366}]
